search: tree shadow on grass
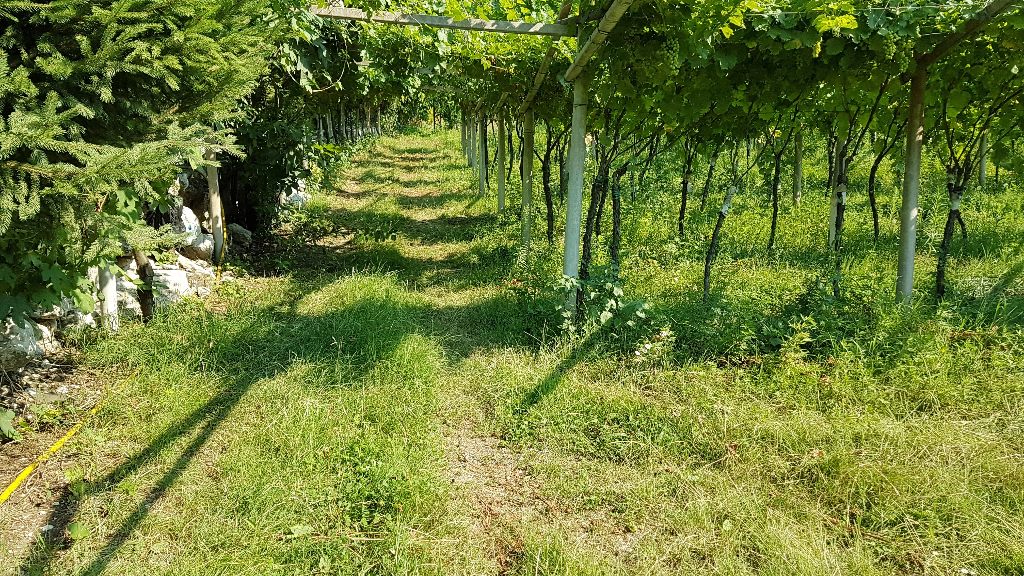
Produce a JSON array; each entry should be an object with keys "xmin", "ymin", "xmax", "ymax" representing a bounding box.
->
[
  {"xmin": 16, "ymin": 132, "xmax": 531, "ymax": 574},
  {"xmin": 16, "ymin": 275, "xmax": 537, "ymax": 575},
  {"xmin": 393, "ymin": 192, "xmax": 469, "ymax": 210}
]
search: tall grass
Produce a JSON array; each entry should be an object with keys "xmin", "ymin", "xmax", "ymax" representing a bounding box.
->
[{"xmin": 13, "ymin": 129, "xmax": 1023, "ymax": 576}]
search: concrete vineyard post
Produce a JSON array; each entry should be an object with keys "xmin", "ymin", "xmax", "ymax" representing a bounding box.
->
[
  {"xmin": 205, "ymin": 149, "xmax": 225, "ymax": 264},
  {"xmin": 497, "ymin": 112, "xmax": 506, "ymax": 212},
  {"xmin": 792, "ymin": 131, "xmax": 803, "ymax": 206},
  {"xmin": 478, "ymin": 113, "xmax": 487, "ymax": 198},
  {"xmin": 98, "ymin": 264, "xmax": 119, "ymax": 332},
  {"xmin": 897, "ymin": 67, "xmax": 927, "ymax": 302},
  {"xmin": 562, "ymin": 76, "xmax": 589, "ymax": 310},
  {"xmin": 522, "ymin": 109, "xmax": 535, "ymax": 247}
]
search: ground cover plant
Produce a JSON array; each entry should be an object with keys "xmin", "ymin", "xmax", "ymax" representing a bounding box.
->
[
  {"xmin": 3, "ymin": 0, "xmax": 1024, "ymax": 574},
  {"xmin": 2, "ymin": 129, "xmax": 1021, "ymax": 575}
]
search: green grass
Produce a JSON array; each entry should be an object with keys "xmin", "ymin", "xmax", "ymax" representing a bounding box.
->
[{"xmin": 10, "ymin": 129, "xmax": 1024, "ymax": 576}]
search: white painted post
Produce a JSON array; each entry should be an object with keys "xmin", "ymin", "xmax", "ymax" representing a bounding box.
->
[
  {"xmin": 522, "ymin": 109, "xmax": 535, "ymax": 247},
  {"xmin": 469, "ymin": 114, "xmax": 477, "ymax": 168},
  {"xmin": 792, "ymin": 131, "xmax": 803, "ymax": 206},
  {"xmin": 205, "ymin": 149, "xmax": 226, "ymax": 264},
  {"xmin": 897, "ymin": 67, "xmax": 927, "ymax": 303},
  {"xmin": 497, "ymin": 112, "xmax": 506, "ymax": 212},
  {"xmin": 98, "ymin": 265, "xmax": 119, "ymax": 332},
  {"xmin": 563, "ymin": 77, "xmax": 589, "ymax": 309},
  {"xmin": 478, "ymin": 112, "xmax": 488, "ymax": 198}
]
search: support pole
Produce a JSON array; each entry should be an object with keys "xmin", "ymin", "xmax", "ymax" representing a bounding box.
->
[
  {"xmin": 469, "ymin": 114, "xmax": 477, "ymax": 167},
  {"xmin": 563, "ymin": 77, "xmax": 589, "ymax": 309},
  {"xmin": 98, "ymin": 264, "xmax": 119, "ymax": 332},
  {"xmin": 478, "ymin": 113, "xmax": 488, "ymax": 198},
  {"xmin": 522, "ymin": 109, "xmax": 535, "ymax": 247},
  {"xmin": 792, "ymin": 131, "xmax": 803, "ymax": 206},
  {"xmin": 205, "ymin": 150, "xmax": 226, "ymax": 265},
  {"xmin": 461, "ymin": 115, "xmax": 468, "ymax": 161},
  {"xmin": 897, "ymin": 67, "xmax": 927, "ymax": 303},
  {"xmin": 497, "ymin": 112, "xmax": 506, "ymax": 212}
]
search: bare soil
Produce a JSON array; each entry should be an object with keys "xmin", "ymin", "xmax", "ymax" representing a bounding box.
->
[{"xmin": 0, "ymin": 357, "xmax": 105, "ymax": 567}]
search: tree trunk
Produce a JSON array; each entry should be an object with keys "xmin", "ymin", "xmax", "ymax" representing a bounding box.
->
[
  {"xmin": 478, "ymin": 113, "xmax": 487, "ymax": 197},
  {"xmin": 340, "ymin": 104, "xmax": 347, "ymax": 144},
  {"xmin": 868, "ymin": 154, "xmax": 884, "ymax": 241},
  {"xmin": 936, "ymin": 182, "xmax": 965, "ymax": 301},
  {"xmin": 497, "ymin": 113, "xmax": 506, "ymax": 212},
  {"xmin": 205, "ymin": 150, "xmax": 225, "ymax": 264},
  {"xmin": 558, "ymin": 139, "xmax": 568, "ymax": 204},
  {"xmin": 469, "ymin": 114, "xmax": 477, "ymax": 167},
  {"xmin": 595, "ymin": 177, "xmax": 608, "ymax": 237},
  {"xmin": 826, "ymin": 130, "xmax": 837, "ymax": 191},
  {"xmin": 703, "ymin": 186, "xmax": 736, "ymax": 302},
  {"xmin": 979, "ymin": 131, "xmax": 988, "ymax": 187},
  {"xmin": 578, "ymin": 159, "xmax": 610, "ymax": 314},
  {"xmin": 507, "ymin": 119, "xmax": 516, "ymax": 185},
  {"xmin": 897, "ymin": 67, "xmax": 927, "ymax": 303},
  {"xmin": 832, "ymin": 180, "xmax": 847, "ymax": 298},
  {"xmin": 768, "ymin": 153, "xmax": 782, "ymax": 250},
  {"xmin": 461, "ymin": 114, "xmax": 469, "ymax": 165},
  {"xmin": 828, "ymin": 146, "xmax": 849, "ymax": 250},
  {"xmin": 542, "ymin": 128, "xmax": 555, "ymax": 244},
  {"xmin": 678, "ymin": 171, "xmax": 692, "ymax": 237},
  {"xmin": 637, "ymin": 136, "xmax": 659, "ymax": 190},
  {"xmin": 133, "ymin": 249, "xmax": 154, "ymax": 321},
  {"xmin": 610, "ymin": 165, "xmax": 626, "ymax": 277}
]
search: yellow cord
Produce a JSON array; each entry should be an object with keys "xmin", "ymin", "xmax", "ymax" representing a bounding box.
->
[{"xmin": 0, "ymin": 401, "xmax": 102, "ymax": 506}]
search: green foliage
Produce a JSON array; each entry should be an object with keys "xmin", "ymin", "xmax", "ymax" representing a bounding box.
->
[
  {"xmin": 0, "ymin": 0, "xmax": 284, "ymax": 316},
  {"xmin": 0, "ymin": 408, "xmax": 20, "ymax": 440}
]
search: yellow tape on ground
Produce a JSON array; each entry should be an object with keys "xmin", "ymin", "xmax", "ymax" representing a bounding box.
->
[{"xmin": 0, "ymin": 402, "xmax": 102, "ymax": 506}]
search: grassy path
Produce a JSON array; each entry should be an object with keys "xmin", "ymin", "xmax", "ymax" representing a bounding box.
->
[{"xmin": 5, "ymin": 130, "xmax": 1023, "ymax": 575}]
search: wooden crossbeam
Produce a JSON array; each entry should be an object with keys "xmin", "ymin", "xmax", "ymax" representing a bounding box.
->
[
  {"xmin": 564, "ymin": 0, "xmax": 634, "ymax": 82},
  {"xmin": 314, "ymin": 6, "xmax": 574, "ymax": 37}
]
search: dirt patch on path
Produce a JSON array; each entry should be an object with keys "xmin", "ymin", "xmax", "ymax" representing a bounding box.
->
[
  {"xmin": 445, "ymin": 424, "xmax": 648, "ymax": 573},
  {"xmin": 1, "ymin": 360, "xmax": 106, "ymax": 568},
  {"xmin": 445, "ymin": 427, "xmax": 555, "ymax": 573}
]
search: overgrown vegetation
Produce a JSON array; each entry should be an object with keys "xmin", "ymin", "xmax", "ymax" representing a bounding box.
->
[
  {"xmin": 3, "ymin": 0, "xmax": 1024, "ymax": 573},
  {"xmin": 8, "ymin": 131, "xmax": 1021, "ymax": 575}
]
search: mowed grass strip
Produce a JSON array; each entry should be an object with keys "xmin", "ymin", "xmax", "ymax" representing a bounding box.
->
[{"xmin": 10, "ymin": 130, "xmax": 1024, "ymax": 576}]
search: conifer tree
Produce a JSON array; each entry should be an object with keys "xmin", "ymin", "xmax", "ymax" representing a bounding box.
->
[{"xmin": 0, "ymin": 0, "xmax": 288, "ymax": 318}]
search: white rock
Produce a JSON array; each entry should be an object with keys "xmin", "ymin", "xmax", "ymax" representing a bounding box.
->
[
  {"xmin": 116, "ymin": 276, "xmax": 143, "ymax": 319},
  {"xmin": 174, "ymin": 206, "xmax": 202, "ymax": 245},
  {"xmin": 179, "ymin": 234, "xmax": 214, "ymax": 262},
  {"xmin": 63, "ymin": 308, "xmax": 97, "ymax": 330},
  {"xmin": 31, "ymin": 305, "xmax": 63, "ymax": 322},
  {"xmin": 283, "ymin": 190, "xmax": 311, "ymax": 208},
  {"xmin": 1, "ymin": 317, "xmax": 60, "ymax": 371},
  {"xmin": 228, "ymin": 223, "xmax": 253, "ymax": 248},
  {"xmin": 171, "ymin": 205, "xmax": 215, "ymax": 261},
  {"xmin": 176, "ymin": 254, "xmax": 215, "ymax": 278},
  {"xmin": 152, "ymin": 267, "xmax": 191, "ymax": 308},
  {"xmin": 177, "ymin": 254, "xmax": 215, "ymax": 296}
]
